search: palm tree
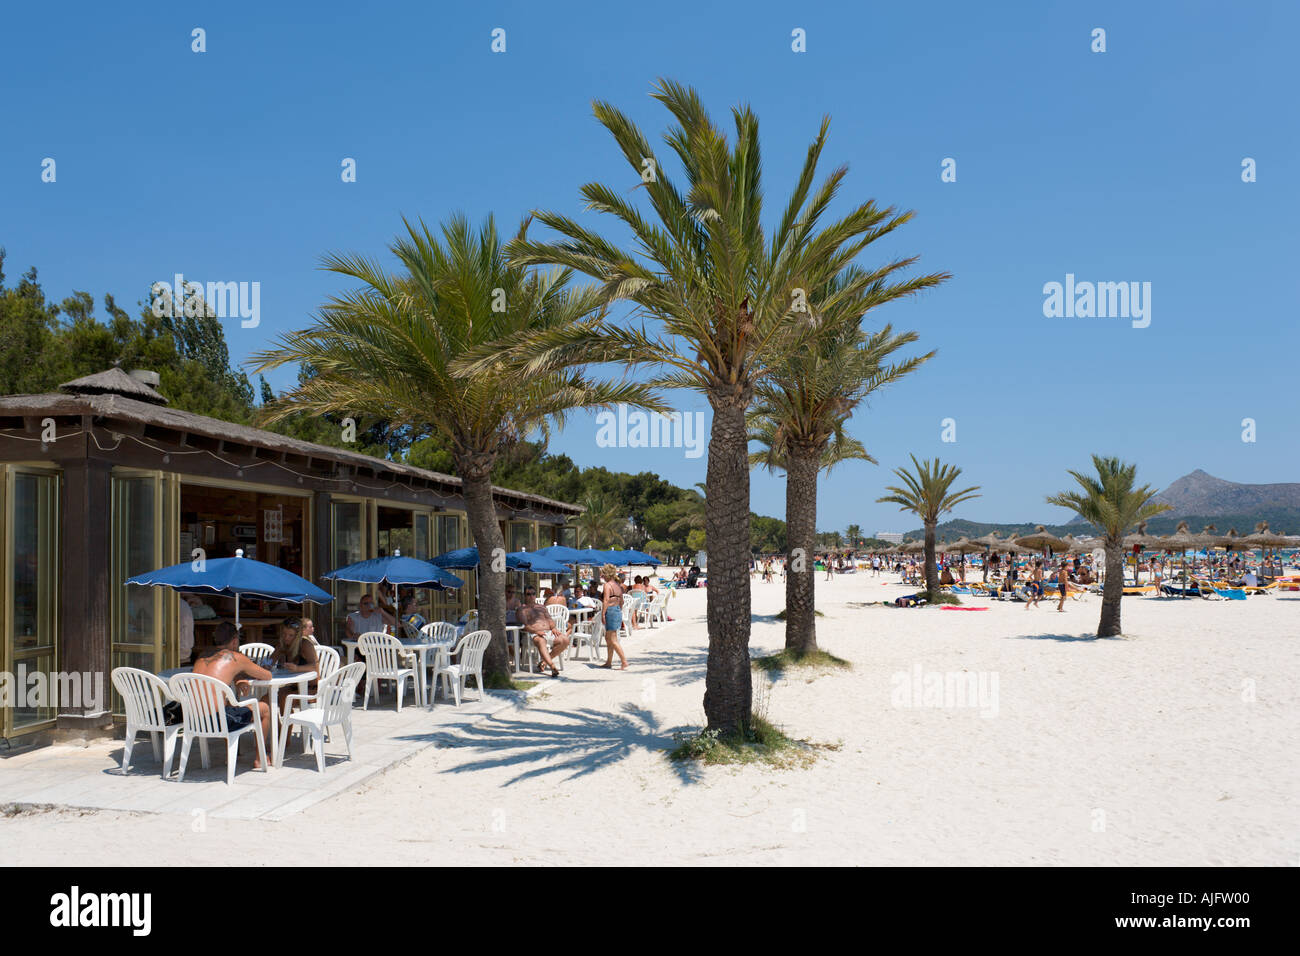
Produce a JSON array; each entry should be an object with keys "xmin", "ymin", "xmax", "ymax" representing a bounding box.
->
[
  {"xmin": 252, "ymin": 215, "xmax": 658, "ymax": 684},
  {"xmin": 572, "ymin": 492, "xmax": 627, "ymax": 548},
  {"xmin": 845, "ymin": 524, "xmax": 863, "ymax": 549},
  {"xmin": 499, "ymin": 80, "xmax": 948, "ymax": 734},
  {"xmin": 1046, "ymin": 455, "xmax": 1170, "ymax": 636},
  {"xmin": 749, "ymin": 319, "xmax": 933, "ymax": 653},
  {"xmin": 877, "ymin": 456, "xmax": 981, "ymax": 602},
  {"xmin": 667, "ymin": 483, "xmax": 707, "ymax": 537}
]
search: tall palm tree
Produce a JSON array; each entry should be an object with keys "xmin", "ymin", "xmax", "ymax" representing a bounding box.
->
[
  {"xmin": 497, "ymin": 80, "xmax": 947, "ymax": 734},
  {"xmin": 572, "ymin": 492, "xmax": 627, "ymax": 548},
  {"xmin": 252, "ymin": 214, "xmax": 658, "ymax": 684},
  {"xmin": 877, "ymin": 456, "xmax": 981, "ymax": 602},
  {"xmin": 749, "ymin": 318, "xmax": 933, "ymax": 653},
  {"xmin": 845, "ymin": 524, "xmax": 864, "ymax": 549},
  {"xmin": 1046, "ymin": 455, "xmax": 1170, "ymax": 636}
]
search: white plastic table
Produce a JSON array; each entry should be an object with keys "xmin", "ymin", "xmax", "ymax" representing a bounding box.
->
[
  {"xmin": 160, "ymin": 666, "xmax": 314, "ymax": 769},
  {"xmin": 343, "ymin": 637, "xmax": 452, "ymax": 706}
]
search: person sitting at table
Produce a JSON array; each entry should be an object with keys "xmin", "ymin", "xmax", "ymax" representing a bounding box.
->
[
  {"xmin": 518, "ymin": 602, "xmax": 569, "ymax": 678},
  {"xmin": 543, "ymin": 588, "xmax": 574, "ymax": 636},
  {"xmin": 400, "ymin": 594, "xmax": 428, "ymax": 635},
  {"xmin": 345, "ymin": 593, "xmax": 394, "ymax": 640},
  {"xmin": 271, "ymin": 617, "xmax": 321, "ymax": 714},
  {"xmin": 192, "ymin": 627, "xmax": 273, "ymax": 768},
  {"xmin": 504, "ymin": 585, "xmax": 521, "ymax": 624}
]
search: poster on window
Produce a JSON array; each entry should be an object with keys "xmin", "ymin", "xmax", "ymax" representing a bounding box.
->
[{"xmin": 264, "ymin": 508, "xmax": 283, "ymax": 544}]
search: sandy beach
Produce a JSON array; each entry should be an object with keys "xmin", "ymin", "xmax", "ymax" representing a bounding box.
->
[{"xmin": 2, "ymin": 574, "xmax": 1295, "ymax": 866}]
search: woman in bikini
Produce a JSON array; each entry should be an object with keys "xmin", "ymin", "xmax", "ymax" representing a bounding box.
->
[{"xmin": 600, "ymin": 564, "xmax": 628, "ymax": 670}]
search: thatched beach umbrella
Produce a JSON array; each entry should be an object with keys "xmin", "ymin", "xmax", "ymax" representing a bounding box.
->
[
  {"xmin": 1240, "ymin": 522, "xmax": 1292, "ymax": 576},
  {"xmin": 1013, "ymin": 525, "xmax": 1071, "ymax": 554},
  {"xmin": 900, "ymin": 539, "xmax": 926, "ymax": 554},
  {"xmin": 1159, "ymin": 521, "xmax": 1213, "ymax": 598}
]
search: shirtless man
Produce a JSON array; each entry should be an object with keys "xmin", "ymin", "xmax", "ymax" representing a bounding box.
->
[
  {"xmin": 1056, "ymin": 558, "xmax": 1070, "ymax": 612},
  {"xmin": 1024, "ymin": 559, "xmax": 1044, "ymax": 610},
  {"xmin": 191, "ymin": 628, "xmax": 273, "ymax": 768},
  {"xmin": 518, "ymin": 602, "xmax": 569, "ymax": 677}
]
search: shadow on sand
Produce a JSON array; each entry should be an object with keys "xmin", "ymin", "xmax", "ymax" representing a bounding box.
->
[
  {"xmin": 405, "ymin": 703, "xmax": 706, "ymax": 786},
  {"xmin": 1010, "ymin": 632, "xmax": 1124, "ymax": 643}
]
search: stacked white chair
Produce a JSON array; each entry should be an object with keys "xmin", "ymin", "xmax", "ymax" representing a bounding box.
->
[
  {"xmin": 357, "ymin": 631, "xmax": 417, "ymax": 712},
  {"xmin": 169, "ymin": 672, "xmax": 267, "ymax": 785},
  {"xmin": 278, "ymin": 662, "xmax": 365, "ymax": 772},
  {"xmin": 111, "ymin": 667, "xmax": 181, "ymax": 778},
  {"xmin": 314, "ymin": 644, "xmax": 341, "ymax": 681}
]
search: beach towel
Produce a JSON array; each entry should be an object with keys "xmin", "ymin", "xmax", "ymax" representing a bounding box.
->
[{"xmin": 941, "ymin": 605, "xmax": 987, "ymax": 611}]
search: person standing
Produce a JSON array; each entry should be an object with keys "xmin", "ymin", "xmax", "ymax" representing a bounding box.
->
[
  {"xmin": 1056, "ymin": 559, "xmax": 1070, "ymax": 612},
  {"xmin": 1025, "ymin": 559, "xmax": 1043, "ymax": 610},
  {"xmin": 599, "ymin": 564, "xmax": 628, "ymax": 670}
]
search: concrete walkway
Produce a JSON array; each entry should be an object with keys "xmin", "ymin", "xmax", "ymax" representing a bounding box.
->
[{"xmin": 0, "ymin": 684, "xmax": 544, "ymax": 822}]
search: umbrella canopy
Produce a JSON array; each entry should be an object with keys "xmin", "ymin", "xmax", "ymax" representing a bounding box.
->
[
  {"xmin": 1013, "ymin": 525, "xmax": 1071, "ymax": 552},
  {"xmin": 1122, "ymin": 522, "xmax": 1162, "ymax": 552},
  {"xmin": 900, "ymin": 539, "xmax": 926, "ymax": 554},
  {"xmin": 971, "ymin": 532, "xmax": 1005, "ymax": 551},
  {"xmin": 430, "ymin": 547, "xmax": 531, "ymax": 571},
  {"xmin": 531, "ymin": 545, "xmax": 589, "ymax": 565},
  {"xmin": 1239, "ymin": 522, "xmax": 1292, "ymax": 550},
  {"xmin": 1210, "ymin": 528, "xmax": 1242, "ymax": 551},
  {"xmin": 508, "ymin": 552, "xmax": 573, "ymax": 575},
  {"xmin": 604, "ymin": 549, "xmax": 660, "ymax": 566},
  {"xmin": 944, "ymin": 537, "xmax": 985, "ymax": 554},
  {"xmin": 320, "ymin": 550, "xmax": 463, "ymax": 590},
  {"xmin": 1159, "ymin": 521, "xmax": 1211, "ymax": 552},
  {"xmin": 125, "ymin": 549, "xmax": 332, "ymax": 629},
  {"xmin": 1065, "ymin": 534, "xmax": 1101, "ymax": 553}
]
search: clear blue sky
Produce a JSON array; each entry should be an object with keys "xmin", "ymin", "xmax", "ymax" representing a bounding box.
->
[{"xmin": 3, "ymin": 1, "xmax": 1296, "ymax": 533}]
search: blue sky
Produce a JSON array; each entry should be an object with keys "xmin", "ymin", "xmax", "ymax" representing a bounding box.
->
[{"xmin": 3, "ymin": 0, "xmax": 1296, "ymax": 533}]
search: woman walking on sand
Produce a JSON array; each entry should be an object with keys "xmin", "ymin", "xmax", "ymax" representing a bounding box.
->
[{"xmin": 600, "ymin": 564, "xmax": 628, "ymax": 670}]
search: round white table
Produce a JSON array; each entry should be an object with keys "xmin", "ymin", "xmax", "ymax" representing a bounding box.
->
[{"xmin": 160, "ymin": 666, "xmax": 314, "ymax": 769}]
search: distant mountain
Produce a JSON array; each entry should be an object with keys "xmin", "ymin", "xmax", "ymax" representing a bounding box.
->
[
  {"xmin": 1067, "ymin": 469, "xmax": 1300, "ymax": 534},
  {"xmin": 903, "ymin": 470, "xmax": 1300, "ymax": 540}
]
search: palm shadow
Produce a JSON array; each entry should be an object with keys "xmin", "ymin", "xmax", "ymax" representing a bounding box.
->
[
  {"xmin": 418, "ymin": 703, "xmax": 706, "ymax": 786},
  {"xmin": 1010, "ymin": 632, "xmax": 1123, "ymax": 642}
]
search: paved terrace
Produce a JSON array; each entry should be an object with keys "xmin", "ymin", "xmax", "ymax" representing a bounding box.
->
[{"xmin": 0, "ymin": 683, "xmax": 546, "ymax": 822}]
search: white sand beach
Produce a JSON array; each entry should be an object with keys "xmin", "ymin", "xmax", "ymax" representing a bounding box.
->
[{"xmin": 2, "ymin": 577, "xmax": 1296, "ymax": 866}]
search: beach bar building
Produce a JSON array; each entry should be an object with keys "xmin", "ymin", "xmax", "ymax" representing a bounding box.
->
[{"xmin": 0, "ymin": 369, "xmax": 580, "ymax": 747}]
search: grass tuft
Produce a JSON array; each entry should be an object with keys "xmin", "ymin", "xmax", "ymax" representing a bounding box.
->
[
  {"xmin": 751, "ymin": 648, "xmax": 851, "ymax": 674},
  {"xmin": 668, "ymin": 715, "xmax": 825, "ymax": 768}
]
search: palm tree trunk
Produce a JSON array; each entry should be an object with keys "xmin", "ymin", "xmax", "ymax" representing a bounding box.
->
[
  {"xmin": 923, "ymin": 520, "xmax": 940, "ymax": 601},
  {"xmin": 457, "ymin": 457, "xmax": 512, "ymax": 685},
  {"xmin": 703, "ymin": 392, "xmax": 752, "ymax": 735},
  {"xmin": 783, "ymin": 441, "xmax": 819, "ymax": 654},
  {"xmin": 1098, "ymin": 541, "xmax": 1125, "ymax": 637}
]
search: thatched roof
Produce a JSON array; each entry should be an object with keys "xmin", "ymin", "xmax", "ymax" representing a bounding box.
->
[
  {"xmin": 59, "ymin": 367, "xmax": 168, "ymax": 405},
  {"xmin": 0, "ymin": 389, "xmax": 581, "ymax": 516}
]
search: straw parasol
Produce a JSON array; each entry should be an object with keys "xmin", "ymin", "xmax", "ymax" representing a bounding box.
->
[
  {"xmin": 900, "ymin": 539, "xmax": 927, "ymax": 554},
  {"xmin": 1159, "ymin": 521, "xmax": 1213, "ymax": 598},
  {"xmin": 1239, "ymin": 522, "xmax": 1292, "ymax": 575},
  {"xmin": 945, "ymin": 536, "xmax": 985, "ymax": 554},
  {"xmin": 1013, "ymin": 525, "xmax": 1071, "ymax": 553}
]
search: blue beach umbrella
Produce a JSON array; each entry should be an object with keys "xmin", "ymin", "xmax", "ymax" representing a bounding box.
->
[
  {"xmin": 320, "ymin": 549, "xmax": 463, "ymax": 590},
  {"xmin": 125, "ymin": 548, "xmax": 333, "ymax": 630},
  {"xmin": 430, "ymin": 547, "xmax": 532, "ymax": 571}
]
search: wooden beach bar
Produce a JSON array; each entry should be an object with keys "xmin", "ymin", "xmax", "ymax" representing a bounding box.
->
[{"xmin": 0, "ymin": 369, "xmax": 580, "ymax": 747}]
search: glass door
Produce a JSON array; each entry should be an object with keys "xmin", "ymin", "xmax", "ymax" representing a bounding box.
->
[
  {"xmin": 110, "ymin": 473, "xmax": 168, "ymax": 710},
  {"xmin": 329, "ymin": 499, "xmax": 366, "ymax": 642},
  {"xmin": 2, "ymin": 468, "xmax": 60, "ymax": 736}
]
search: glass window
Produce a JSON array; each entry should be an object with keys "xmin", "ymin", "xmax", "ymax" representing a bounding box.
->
[{"xmin": 7, "ymin": 472, "xmax": 59, "ymax": 731}]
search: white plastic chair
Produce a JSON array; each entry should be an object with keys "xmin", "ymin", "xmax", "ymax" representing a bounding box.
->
[
  {"xmin": 239, "ymin": 642, "xmax": 275, "ymax": 667},
  {"xmin": 278, "ymin": 663, "xmax": 365, "ymax": 772},
  {"xmin": 571, "ymin": 612, "xmax": 602, "ymax": 660},
  {"xmin": 111, "ymin": 667, "xmax": 180, "ymax": 778},
  {"xmin": 168, "ymin": 672, "xmax": 267, "ymax": 785},
  {"xmin": 357, "ymin": 631, "xmax": 417, "ymax": 712},
  {"xmin": 619, "ymin": 594, "xmax": 640, "ymax": 640},
  {"xmin": 314, "ymin": 644, "xmax": 341, "ymax": 681},
  {"xmin": 432, "ymin": 629, "xmax": 491, "ymax": 707}
]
